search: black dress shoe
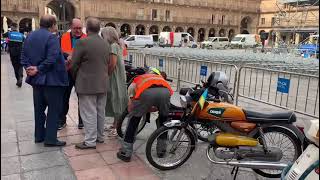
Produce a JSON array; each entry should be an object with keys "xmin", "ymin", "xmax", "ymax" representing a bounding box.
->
[
  {"xmin": 16, "ymin": 80, "xmax": 22, "ymax": 88},
  {"xmin": 44, "ymin": 140, "xmax": 66, "ymax": 147},
  {"xmin": 35, "ymin": 140, "xmax": 44, "ymax": 143},
  {"xmin": 116, "ymin": 151, "xmax": 131, "ymax": 162},
  {"xmin": 75, "ymin": 142, "xmax": 96, "ymax": 149}
]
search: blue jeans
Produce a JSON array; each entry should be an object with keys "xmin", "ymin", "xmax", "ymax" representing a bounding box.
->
[{"xmin": 33, "ymin": 86, "xmax": 65, "ymax": 143}]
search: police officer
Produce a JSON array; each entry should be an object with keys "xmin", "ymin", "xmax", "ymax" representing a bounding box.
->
[
  {"xmin": 117, "ymin": 67, "xmax": 173, "ymax": 162},
  {"xmin": 7, "ymin": 23, "xmax": 25, "ymax": 87}
]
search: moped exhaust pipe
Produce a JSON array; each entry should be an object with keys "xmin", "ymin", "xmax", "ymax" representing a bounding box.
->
[{"xmin": 206, "ymin": 148, "xmax": 288, "ymax": 170}]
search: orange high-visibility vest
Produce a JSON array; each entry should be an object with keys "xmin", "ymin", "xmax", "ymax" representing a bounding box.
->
[
  {"xmin": 61, "ymin": 32, "xmax": 87, "ymax": 54},
  {"xmin": 133, "ymin": 74, "xmax": 173, "ymax": 99}
]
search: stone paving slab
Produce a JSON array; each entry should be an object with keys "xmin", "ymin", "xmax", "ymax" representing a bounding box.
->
[
  {"xmin": 1, "ymin": 174, "xmax": 21, "ymax": 180},
  {"xmin": 20, "ymin": 151, "xmax": 68, "ymax": 172},
  {"xmin": 22, "ymin": 165, "xmax": 76, "ymax": 180},
  {"xmin": 1, "ymin": 156, "xmax": 21, "ymax": 176}
]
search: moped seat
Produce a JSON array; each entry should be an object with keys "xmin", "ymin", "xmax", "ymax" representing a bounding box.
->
[{"xmin": 243, "ymin": 109, "xmax": 296, "ymax": 123}]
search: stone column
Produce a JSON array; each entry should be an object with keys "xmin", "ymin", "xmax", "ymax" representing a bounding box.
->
[
  {"xmin": 39, "ymin": 1, "xmax": 46, "ymax": 18},
  {"xmin": 145, "ymin": 24, "xmax": 150, "ymax": 35},
  {"xmin": 275, "ymin": 31, "xmax": 281, "ymax": 47},
  {"xmin": 295, "ymin": 33, "xmax": 301, "ymax": 45},
  {"xmin": 204, "ymin": 27, "xmax": 209, "ymax": 40},
  {"xmin": 194, "ymin": 27, "xmax": 199, "ymax": 42},
  {"xmin": 132, "ymin": 24, "xmax": 137, "ymax": 35},
  {"xmin": 79, "ymin": 0, "xmax": 86, "ymax": 23}
]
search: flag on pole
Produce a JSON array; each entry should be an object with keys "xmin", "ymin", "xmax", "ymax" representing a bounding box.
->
[{"xmin": 198, "ymin": 88, "xmax": 208, "ymax": 110}]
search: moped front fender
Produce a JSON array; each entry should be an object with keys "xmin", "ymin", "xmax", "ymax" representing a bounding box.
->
[{"xmin": 163, "ymin": 120, "xmax": 198, "ymax": 151}]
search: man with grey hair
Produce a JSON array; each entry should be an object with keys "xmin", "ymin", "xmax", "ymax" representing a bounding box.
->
[
  {"xmin": 71, "ymin": 17, "xmax": 111, "ymax": 149},
  {"xmin": 59, "ymin": 18, "xmax": 87, "ymax": 130}
]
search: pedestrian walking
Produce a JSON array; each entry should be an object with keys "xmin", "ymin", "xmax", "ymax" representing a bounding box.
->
[
  {"xmin": 59, "ymin": 18, "xmax": 87, "ymax": 130},
  {"xmin": 21, "ymin": 15, "xmax": 68, "ymax": 146},
  {"xmin": 71, "ymin": 17, "xmax": 110, "ymax": 149},
  {"xmin": 100, "ymin": 27, "xmax": 128, "ymax": 137},
  {"xmin": 6, "ymin": 23, "xmax": 25, "ymax": 87}
]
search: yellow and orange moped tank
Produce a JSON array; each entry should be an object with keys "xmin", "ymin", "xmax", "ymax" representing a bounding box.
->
[{"xmin": 196, "ymin": 101, "xmax": 247, "ymax": 121}]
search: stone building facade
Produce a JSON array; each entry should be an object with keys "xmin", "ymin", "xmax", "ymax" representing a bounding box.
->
[{"xmin": 1, "ymin": 0, "xmax": 260, "ymax": 42}]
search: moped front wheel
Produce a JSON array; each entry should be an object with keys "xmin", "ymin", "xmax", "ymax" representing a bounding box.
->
[{"xmin": 145, "ymin": 126, "xmax": 196, "ymax": 170}]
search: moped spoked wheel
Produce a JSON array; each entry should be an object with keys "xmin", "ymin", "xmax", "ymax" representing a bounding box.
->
[
  {"xmin": 145, "ymin": 126, "xmax": 196, "ymax": 170},
  {"xmin": 191, "ymin": 122, "xmax": 220, "ymax": 142},
  {"xmin": 116, "ymin": 109, "xmax": 147, "ymax": 138},
  {"xmin": 252, "ymin": 126, "xmax": 302, "ymax": 178}
]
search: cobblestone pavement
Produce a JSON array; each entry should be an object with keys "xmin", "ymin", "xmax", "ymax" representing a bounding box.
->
[{"xmin": 2, "ymin": 53, "xmax": 308, "ymax": 180}]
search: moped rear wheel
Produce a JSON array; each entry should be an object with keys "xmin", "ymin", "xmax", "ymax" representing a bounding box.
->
[
  {"xmin": 116, "ymin": 109, "xmax": 147, "ymax": 138},
  {"xmin": 252, "ymin": 126, "xmax": 302, "ymax": 178}
]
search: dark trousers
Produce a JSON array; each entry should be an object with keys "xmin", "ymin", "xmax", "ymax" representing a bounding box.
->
[
  {"xmin": 124, "ymin": 115, "xmax": 167, "ymax": 143},
  {"xmin": 60, "ymin": 72, "xmax": 83, "ymax": 125},
  {"xmin": 33, "ymin": 86, "xmax": 65, "ymax": 143},
  {"xmin": 9, "ymin": 54, "xmax": 23, "ymax": 81}
]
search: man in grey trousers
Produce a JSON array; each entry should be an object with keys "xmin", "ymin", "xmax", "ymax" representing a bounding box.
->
[{"xmin": 71, "ymin": 17, "xmax": 111, "ymax": 149}]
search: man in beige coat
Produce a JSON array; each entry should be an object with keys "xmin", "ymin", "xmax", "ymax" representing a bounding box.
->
[{"xmin": 71, "ymin": 17, "xmax": 110, "ymax": 149}]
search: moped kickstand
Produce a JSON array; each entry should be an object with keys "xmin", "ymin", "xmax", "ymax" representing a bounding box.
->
[{"xmin": 231, "ymin": 166, "xmax": 239, "ymax": 180}]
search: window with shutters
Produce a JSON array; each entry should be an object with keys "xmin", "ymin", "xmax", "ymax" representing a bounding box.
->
[
  {"xmin": 152, "ymin": 9, "xmax": 157, "ymax": 20},
  {"xmin": 165, "ymin": 10, "xmax": 170, "ymax": 21}
]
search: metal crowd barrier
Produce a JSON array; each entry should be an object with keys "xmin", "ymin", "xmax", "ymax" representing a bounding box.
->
[
  {"xmin": 236, "ymin": 66, "xmax": 319, "ymax": 118},
  {"xmin": 127, "ymin": 50, "xmax": 239, "ymax": 96},
  {"xmin": 128, "ymin": 50, "xmax": 319, "ymax": 118}
]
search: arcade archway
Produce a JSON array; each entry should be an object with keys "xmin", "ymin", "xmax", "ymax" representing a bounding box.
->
[
  {"xmin": 105, "ymin": 22, "xmax": 116, "ymax": 29},
  {"xmin": 240, "ymin": 16, "xmax": 252, "ymax": 34},
  {"xmin": 135, "ymin": 24, "xmax": 145, "ymax": 35},
  {"xmin": 120, "ymin": 23, "xmax": 131, "ymax": 37},
  {"xmin": 175, "ymin": 27, "xmax": 183, "ymax": 32},
  {"xmin": 46, "ymin": 0, "xmax": 75, "ymax": 31},
  {"xmin": 163, "ymin": 26, "xmax": 171, "ymax": 32},
  {"xmin": 149, "ymin": 25, "xmax": 159, "ymax": 34},
  {"xmin": 209, "ymin": 28, "xmax": 215, "ymax": 37},
  {"xmin": 219, "ymin": 29, "xmax": 226, "ymax": 37},
  {"xmin": 19, "ymin": 18, "xmax": 32, "ymax": 33},
  {"xmin": 187, "ymin": 27, "xmax": 194, "ymax": 37},
  {"xmin": 198, "ymin": 28, "xmax": 205, "ymax": 42}
]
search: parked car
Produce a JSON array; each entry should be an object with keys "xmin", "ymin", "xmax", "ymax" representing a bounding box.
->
[
  {"xmin": 230, "ymin": 34, "xmax": 260, "ymax": 48},
  {"xmin": 124, "ymin": 35, "xmax": 154, "ymax": 48},
  {"xmin": 200, "ymin": 37, "xmax": 229, "ymax": 49}
]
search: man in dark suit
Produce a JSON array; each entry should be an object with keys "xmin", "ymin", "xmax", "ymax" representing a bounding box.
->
[
  {"xmin": 71, "ymin": 17, "xmax": 110, "ymax": 149},
  {"xmin": 21, "ymin": 15, "xmax": 68, "ymax": 147}
]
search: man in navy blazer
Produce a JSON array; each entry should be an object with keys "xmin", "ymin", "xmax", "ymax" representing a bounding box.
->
[{"xmin": 21, "ymin": 15, "xmax": 68, "ymax": 147}]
